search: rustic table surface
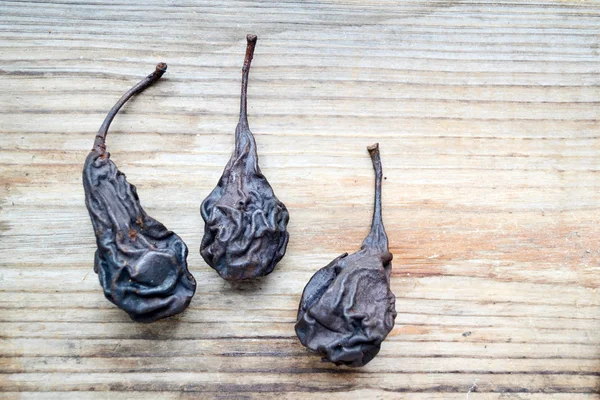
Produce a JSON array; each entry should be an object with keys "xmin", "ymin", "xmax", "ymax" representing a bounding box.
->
[{"xmin": 1, "ymin": 0, "xmax": 599, "ymax": 398}]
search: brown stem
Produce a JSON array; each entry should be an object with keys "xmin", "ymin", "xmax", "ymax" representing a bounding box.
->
[
  {"xmin": 239, "ymin": 34, "xmax": 257, "ymax": 127},
  {"xmin": 368, "ymin": 143, "xmax": 383, "ymax": 231},
  {"xmin": 94, "ymin": 63, "xmax": 167, "ymax": 152},
  {"xmin": 362, "ymin": 143, "xmax": 388, "ymax": 252}
]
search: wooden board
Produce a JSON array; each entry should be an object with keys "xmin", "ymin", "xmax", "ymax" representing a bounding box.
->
[{"xmin": 1, "ymin": 0, "xmax": 599, "ymax": 398}]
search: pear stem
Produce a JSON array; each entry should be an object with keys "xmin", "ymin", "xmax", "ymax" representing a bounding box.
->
[
  {"xmin": 239, "ymin": 34, "xmax": 257, "ymax": 127},
  {"xmin": 94, "ymin": 63, "xmax": 167, "ymax": 153},
  {"xmin": 362, "ymin": 143, "xmax": 389, "ymax": 252},
  {"xmin": 368, "ymin": 143, "xmax": 383, "ymax": 234}
]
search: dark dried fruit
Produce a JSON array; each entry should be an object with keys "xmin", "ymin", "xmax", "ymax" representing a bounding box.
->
[
  {"xmin": 200, "ymin": 35, "xmax": 290, "ymax": 281},
  {"xmin": 295, "ymin": 143, "xmax": 396, "ymax": 367},
  {"xmin": 82, "ymin": 63, "xmax": 196, "ymax": 323}
]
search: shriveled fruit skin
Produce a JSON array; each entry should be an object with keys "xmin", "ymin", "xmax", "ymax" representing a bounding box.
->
[
  {"xmin": 83, "ymin": 150, "xmax": 196, "ymax": 323},
  {"xmin": 296, "ymin": 249, "xmax": 396, "ymax": 367},
  {"xmin": 295, "ymin": 143, "xmax": 396, "ymax": 367},
  {"xmin": 82, "ymin": 63, "xmax": 196, "ymax": 323},
  {"xmin": 200, "ymin": 121, "xmax": 289, "ymax": 281},
  {"xmin": 200, "ymin": 35, "xmax": 289, "ymax": 281}
]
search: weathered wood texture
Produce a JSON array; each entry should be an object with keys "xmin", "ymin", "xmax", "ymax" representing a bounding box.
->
[{"xmin": 1, "ymin": 0, "xmax": 599, "ymax": 398}]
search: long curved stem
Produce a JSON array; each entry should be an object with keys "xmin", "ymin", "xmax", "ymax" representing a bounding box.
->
[
  {"xmin": 239, "ymin": 34, "xmax": 257, "ymax": 128},
  {"xmin": 94, "ymin": 63, "xmax": 167, "ymax": 153}
]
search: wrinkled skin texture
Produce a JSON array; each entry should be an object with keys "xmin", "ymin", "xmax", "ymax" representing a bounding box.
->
[
  {"xmin": 200, "ymin": 122, "xmax": 289, "ymax": 280},
  {"xmin": 83, "ymin": 64, "xmax": 196, "ymax": 323},
  {"xmin": 295, "ymin": 144, "xmax": 396, "ymax": 367},
  {"xmin": 200, "ymin": 35, "xmax": 289, "ymax": 281}
]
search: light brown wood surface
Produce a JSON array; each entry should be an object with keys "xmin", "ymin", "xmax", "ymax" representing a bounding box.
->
[{"xmin": 1, "ymin": 0, "xmax": 599, "ymax": 398}]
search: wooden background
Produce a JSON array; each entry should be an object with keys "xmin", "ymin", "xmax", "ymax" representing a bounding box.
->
[{"xmin": 1, "ymin": 0, "xmax": 599, "ymax": 398}]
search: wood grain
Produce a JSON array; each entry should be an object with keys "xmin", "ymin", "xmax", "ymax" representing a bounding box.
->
[{"xmin": 1, "ymin": 0, "xmax": 599, "ymax": 398}]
